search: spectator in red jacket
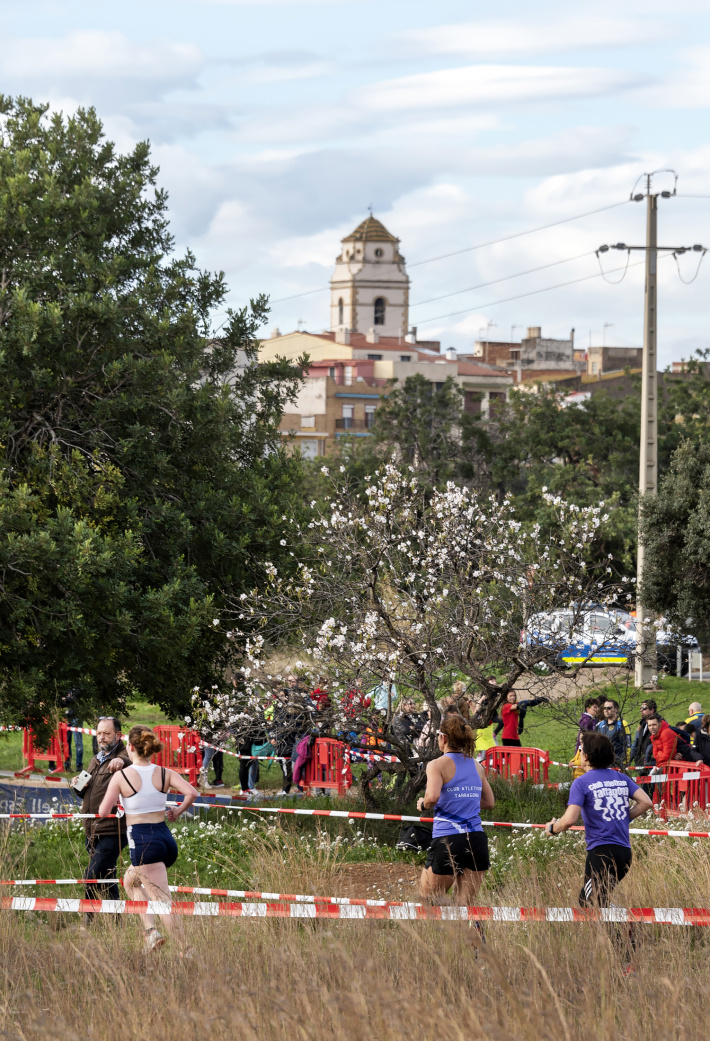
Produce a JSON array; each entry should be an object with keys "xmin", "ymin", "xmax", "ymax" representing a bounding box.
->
[
  {"xmin": 647, "ymin": 714, "xmax": 679, "ymax": 770},
  {"xmin": 501, "ymin": 692, "xmax": 521, "ymax": 747}
]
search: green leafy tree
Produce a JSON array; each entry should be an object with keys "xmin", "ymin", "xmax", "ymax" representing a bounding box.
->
[
  {"xmin": 0, "ymin": 98, "xmax": 303, "ymax": 734},
  {"xmin": 640, "ymin": 440, "xmax": 710, "ymax": 644},
  {"xmin": 489, "ymin": 386, "xmax": 642, "ymax": 571},
  {"xmin": 661, "ymin": 350, "xmax": 710, "ymax": 444}
]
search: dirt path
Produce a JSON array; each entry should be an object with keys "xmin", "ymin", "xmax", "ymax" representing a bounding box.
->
[{"xmin": 331, "ymin": 862, "xmax": 421, "ymax": 900}]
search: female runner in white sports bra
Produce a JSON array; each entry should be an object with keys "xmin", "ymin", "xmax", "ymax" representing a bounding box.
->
[{"xmin": 99, "ymin": 724, "xmax": 198, "ymax": 951}]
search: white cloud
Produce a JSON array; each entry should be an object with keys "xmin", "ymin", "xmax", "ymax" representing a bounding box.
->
[
  {"xmin": 355, "ymin": 64, "xmax": 643, "ymax": 112},
  {"xmin": 642, "ymin": 45, "xmax": 710, "ymax": 107},
  {"xmin": 1, "ymin": 30, "xmax": 204, "ymax": 85},
  {"xmin": 394, "ymin": 16, "xmax": 675, "ymax": 58}
]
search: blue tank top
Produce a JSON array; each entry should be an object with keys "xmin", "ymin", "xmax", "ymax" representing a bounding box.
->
[{"xmin": 432, "ymin": 752, "xmax": 484, "ymax": 838}]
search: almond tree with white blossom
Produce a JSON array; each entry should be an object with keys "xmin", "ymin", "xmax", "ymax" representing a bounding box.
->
[{"xmin": 196, "ymin": 462, "xmax": 630, "ymax": 808}]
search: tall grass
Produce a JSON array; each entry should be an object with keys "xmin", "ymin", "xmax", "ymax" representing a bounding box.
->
[{"xmin": 0, "ymin": 826, "xmax": 709, "ymax": 1041}]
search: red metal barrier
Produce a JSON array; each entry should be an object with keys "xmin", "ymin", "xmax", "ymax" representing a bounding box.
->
[
  {"xmin": 646, "ymin": 762, "xmax": 710, "ymax": 818},
  {"xmin": 15, "ymin": 724, "xmax": 70, "ymax": 781},
  {"xmin": 303, "ymin": 738, "xmax": 352, "ymax": 797},
  {"xmin": 151, "ymin": 726, "xmax": 202, "ymax": 786},
  {"xmin": 482, "ymin": 746, "xmax": 550, "ymax": 784}
]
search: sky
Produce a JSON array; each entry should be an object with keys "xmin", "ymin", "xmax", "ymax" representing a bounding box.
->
[{"xmin": 3, "ymin": 0, "xmax": 710, "ymax": 362}]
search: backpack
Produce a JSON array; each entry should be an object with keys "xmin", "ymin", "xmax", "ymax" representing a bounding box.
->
[{"xmin": 395, "ymin": 825, "xmax": 432, "ymax": 852}]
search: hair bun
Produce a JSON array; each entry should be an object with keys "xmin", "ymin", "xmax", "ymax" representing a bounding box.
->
[{"xmin": 128, "ymin": 725, "xmax": 163, "ymax": 758}]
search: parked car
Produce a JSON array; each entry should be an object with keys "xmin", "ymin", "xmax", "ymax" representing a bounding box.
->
[{"xmin": 524, "ymin": 606, "xmax": 698, "ymax": 672}]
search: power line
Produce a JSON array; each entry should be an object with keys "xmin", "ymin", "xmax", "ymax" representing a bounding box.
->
[
  {"xmin": 416, "ymin": 257, "xmax": 650, "ymax": 326},
  {"xmin": 270, "ymin": 287, "xmax": 326, "ymax": 304},
  {"xmin": 409, "ymin": 200, "xmax": 629, "ymax": 268},
  {"xmin": 410, "ymin": 251, "xmax": 595, "ymax": 309},
  {"xmin": 269, "ymin": 199, "xmax": 630, "ymax": 305}
]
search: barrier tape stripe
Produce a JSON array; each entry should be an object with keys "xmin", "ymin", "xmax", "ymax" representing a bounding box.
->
[
  {"xmin": 0, "ymin": 879, "xmax": 420, "ymax": 907},
  {"xmin": 199, "ymin": 740, "xmax": 287, "ymax": 762},
  {"xmin": 3, "ymin": 896, "xmax": 709, "ymax": 924},
  {"xmin": 4, "ymin": 802, "xmax": 710, "ymax": 839},
  {"xmin": 221, "ymin": 805, "xmax": 710, "ymax": 839}
]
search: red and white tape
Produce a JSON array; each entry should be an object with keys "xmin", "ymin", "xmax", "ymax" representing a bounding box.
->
[
  {"xmin": 223, "ymin": 805, "xmax": 710, "ymax": 839},
  {"xmin": 3, "ymin": 895, "xmax": 709, "ymax": 924},
  {"xmin": 5, "ymin": 802, "xmax": 710, "ymax": 839},
  {"xmin": 0, "ymin": 879, "xmax": 421, "ymax": 907},
  {"xmin": 350, "ymin": 750, "xmax": 401, "ymax": 764},
  {"xmin": 199, "ymin": 740, "xmax": 287, "ymax": 762}
]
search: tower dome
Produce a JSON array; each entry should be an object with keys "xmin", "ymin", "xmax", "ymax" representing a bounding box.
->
[{"xmin": 330, "ymin": 215, "xmax": 410, "ymax": 337}]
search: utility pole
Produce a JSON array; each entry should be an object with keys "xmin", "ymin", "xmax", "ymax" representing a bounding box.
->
[
  {"xmin": 635, "ymin": 182, "xmax": 658, "ymax": 688},
  {"xmin": 597, "ymin": 170, "xmax": 706, "ymax": 689}
]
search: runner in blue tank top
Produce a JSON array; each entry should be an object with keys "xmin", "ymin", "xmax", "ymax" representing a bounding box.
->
[{"xmin": 417, "ymin": 714, "xmax": 495, "ymax": 906}]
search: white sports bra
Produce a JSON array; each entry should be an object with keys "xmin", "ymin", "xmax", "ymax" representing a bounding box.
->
[{"xmin": 120, "ymin": 764, "xmax": 169, "ymax": 815}]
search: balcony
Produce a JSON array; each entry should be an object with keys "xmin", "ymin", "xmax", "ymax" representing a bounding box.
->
[{"xmin": 335, "ymin": 418, "xmax": 374, "ymax": 432}]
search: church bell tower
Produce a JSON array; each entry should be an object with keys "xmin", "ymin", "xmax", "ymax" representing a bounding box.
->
[{"xmin": 330, "ymin": 215, "xmax": 410, "ymax": 338}]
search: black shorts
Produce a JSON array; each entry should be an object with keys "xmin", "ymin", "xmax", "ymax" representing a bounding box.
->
[
  {"xmin": 127, "ymin": 821, "xmax": 178, "ymax": 868},
  {"xmin": 424, "ymin": 831, "xmax": 490, "ymax": 875},
  {"xmin": 580, "ymin": 843, "xmax": 632, "ymax": 907}
]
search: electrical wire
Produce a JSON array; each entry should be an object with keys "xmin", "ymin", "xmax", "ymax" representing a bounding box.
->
[
  {"xmin": 410, "ymin": 251, "xmax": 595, "ymax": 309},
  {"xmin": 595, "ymin": 249, "xmax": 631, "ymax": 285},
  {"xmin": 416, "ymin": 258, "xmax": 648, "ymax": 326},
  {"xmin": 408, "ymin": 200, "xmax": 629, "ymax": 268},
  {"xmin": 673, "ymin": 249, "xmax": 707, "ymax": 285},
  {"xmin": 268, "ymin": 199, "xmax": 630, "ymax": 304}
]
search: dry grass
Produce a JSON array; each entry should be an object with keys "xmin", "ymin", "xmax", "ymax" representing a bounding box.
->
[{"xmin": 0, "ymin": 833, "xmax": 709, "ymax": 1041}]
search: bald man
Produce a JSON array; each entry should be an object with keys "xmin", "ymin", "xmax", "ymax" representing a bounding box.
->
[{"xmin": 686, "ymin": 702, "xmax": 705, "ymax": 731}]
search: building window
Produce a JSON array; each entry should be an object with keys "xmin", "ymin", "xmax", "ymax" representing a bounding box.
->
[
  {"xmin": 488, "ymin": 391, "xmax": 506, "ymax": 417},
  {"xmin": 367, "ymin": 353, "xmax": 382, "ymax": 361},
  {"xmin": 344, "ymin": 366, "xmax": 353, "ymax": 386},
  {"xmin": 299, "ymin": 439, "xmax": 319, "ymax": 460},
  {"xmin": 365, "ymin": 405, "xmax": 376, "ymax": 429},
  {"xmin": 338, "ymin": 298, "xmax": 344, "ymax": 325},
  {"xmin": 328, "ymin": 367, "xmax": 336, "ymax": 379},
  {"xmin": 301, "ymin": 415, "xmax": 315, "ymax": 428},
  {"xmin": 341, "ymin": 404, "xmax": 354, "ymax": 429},
  {"xmin": 374, "ymin": 298, "xmax": 385, "ymax": 325},
  {"xmin": 399, "ymin": 355, "xmax": 411, "ymax": 362},
  {"xmin": 374, "ymin": 248, "xmax": 384, "ymax": 258},
  {"xmin": 591, "ymin": 361, "xmax": 598, "ymax": 374},
  {"xmin": 464, "ymin": 391, "xmax": 482, "ymax": 415},
  {"xmin": 434, "ymin": 382, "xmax": 445, "ymax": 392}
]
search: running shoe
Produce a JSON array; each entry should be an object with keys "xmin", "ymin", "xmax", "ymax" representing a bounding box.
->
[
  {"xmin": 144, "ymin": 928, "xmax": 165, "ymax": 952},
  {"xmin": 275, "ymin": 789, "xmax": 289, "ymax": 796},
  {"xmin": 211, "ymin": 780, "xmax": 226, "ymax": 788}
]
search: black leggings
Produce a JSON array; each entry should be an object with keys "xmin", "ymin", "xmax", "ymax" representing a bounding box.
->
[{"xmin": 580, "ymin": 843, "xmax": 632, "ymax": 907}]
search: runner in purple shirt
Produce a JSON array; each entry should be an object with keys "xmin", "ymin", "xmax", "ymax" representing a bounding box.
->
[{"xmin": 545, "ymin": 730, "xmax": 652, "ymax": 907}]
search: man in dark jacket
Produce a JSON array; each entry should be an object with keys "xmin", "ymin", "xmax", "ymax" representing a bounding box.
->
[
  {"xmin": 630, "ymin": 699, "xmax": 657, "ymax": 767},
  {"xmin": 71, "ymin": 716, "xmax": 130, "ymax": 920}
]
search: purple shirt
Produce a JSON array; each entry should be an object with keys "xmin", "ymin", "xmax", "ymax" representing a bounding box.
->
[
  {"xmin": 575, "ymin": 711, "xmax": 596, "ymax": 752},
  {"xmin": 568, "ymin": 768, "xmax": 640, "ymax": 850}
]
